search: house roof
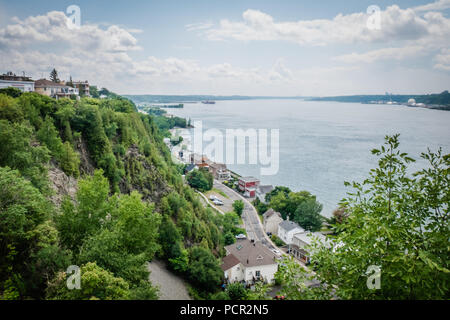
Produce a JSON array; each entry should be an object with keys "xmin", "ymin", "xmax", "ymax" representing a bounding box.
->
[
  {"xmin": 279, "ymin": 220, "xmax": 304, "ymax": 232},
  {"xmin": 263, "ymin": 208, "xmax": 281, "ymax": 220},
  {"xmin": 257, "ymin": 185, "xmax": 274, "ymax": 194},
  {"xmin": 209, "ymin": 162, "xmax": 226, "ymax": 169},
  {"xmin": 221, "ymin": 254, "xmax": 240, "ymax": 271},
  {"xmin": 294, "ymin": 232, "xmax": 328, "ymax": 247},
  {"xmin": 239, "ymin": 176, "xmax": 260, "ymax": 183},
  {"xmin": 35, "ymin": 79, "xmax": 67, "ymax": 88},
  {"xmin": 224, "ymin": 239, "xmax": 277, "ymax": 268}
]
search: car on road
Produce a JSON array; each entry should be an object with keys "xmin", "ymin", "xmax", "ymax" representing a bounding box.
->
[
  {"xmin": 212, "ymin": 198, "xmax": 224, "ymax": 206},
  {"xmin": 235, "ymin": 234, "xmax": 247, "ymax": 240},
  {"xmin": 271, "ymin": 249, "xmax": 281, "ymax": 256}
]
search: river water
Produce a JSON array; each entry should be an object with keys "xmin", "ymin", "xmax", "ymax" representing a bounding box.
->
[{"xmin": 167, "ymin": 99, "xmax": 450, "ymax": 217}]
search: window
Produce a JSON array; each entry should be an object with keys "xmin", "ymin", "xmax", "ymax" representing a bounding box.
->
[{"xmin": 255, "ymin": 271, "xmax": 261, "ymax": 277}]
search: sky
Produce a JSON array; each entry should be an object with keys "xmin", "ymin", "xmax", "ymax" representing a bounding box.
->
[{"xmin": 0, "ymin": 0, "xmax": 449, "ymax": 96}]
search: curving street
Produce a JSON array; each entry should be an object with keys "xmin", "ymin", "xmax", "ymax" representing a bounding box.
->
[{"xmin": 212, "ymin": 180, "xmax": 278, "ymax": 250}]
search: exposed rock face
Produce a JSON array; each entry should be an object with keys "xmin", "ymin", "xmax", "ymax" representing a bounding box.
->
[
  {"xmin": 119, "ymin": 144, "xmax": 171, "ymax": 203},
  {"xmin": 48, "ymin": 166, "xmax": 78, "ymax": 206},
  {"xmin": 75, "ymin": 137, "xmax": 95, "ymax": 176}
]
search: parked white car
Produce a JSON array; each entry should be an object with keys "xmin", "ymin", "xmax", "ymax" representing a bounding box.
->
[
  {"xmin": 235, "ymin": 234, "xmax": 247, "ymax": 239},
  {"xmin": 271, "ymin": 249, "xmax": 281, "ymax": 256},
  {"xmin": 212, "ymin": 199, "xmax": 224, "ymax": 206}
]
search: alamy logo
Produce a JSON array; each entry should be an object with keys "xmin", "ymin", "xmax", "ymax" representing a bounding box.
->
[
  {"xmin": 367, "ymin": 5, "xmax": 381, "ymax": 30},
  {"xmin": 66, "ymin": 265, "xmax": 81, "ymax": 290},
  {"xmin": 66, "ymin": 5, "xmax": 81, "ymax": 30},
  {"xmin": 192, "ymin": 121, "xmax": 279, "ymax": 176},
  {"xmin": 366, "ymin": 265, "xmax": 381, "ymax": 290}
]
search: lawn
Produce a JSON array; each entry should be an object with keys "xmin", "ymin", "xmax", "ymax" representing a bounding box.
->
[{"xmin": 206, "ymin": 188, "xmax": 230, "ymax": 199}]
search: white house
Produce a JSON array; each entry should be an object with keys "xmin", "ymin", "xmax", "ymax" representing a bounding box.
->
[
  {"xmin": 221, "ymin": 239, "xmax": 279, "ymax": 285},
  {"xmin": 35, "ymin": 79, "xmax": 79, "ymax": 99},
  {"xmin": 0, "ymin": 72, "xmax": 35, "ymax": 92},
  {"xmin": 290, "ymin": 232, "xmax": 330, "ymax": 264},
  {"xmin": 277, "ymin": 219, "xmax": 305, "ymax": 245},
  {"xmin": 262, "ymin": 208, "xmax": 283, "ymax": 235}
]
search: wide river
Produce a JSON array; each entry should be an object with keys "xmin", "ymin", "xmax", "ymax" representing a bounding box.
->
[{"xmin": 167, "ymin": 99, "xmax": 450, "ymax": 217}]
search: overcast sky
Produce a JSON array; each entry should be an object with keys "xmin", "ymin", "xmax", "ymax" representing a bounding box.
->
[{"xmin": 0, "ymin": 0, "xmax": 449, "ymax": 96}]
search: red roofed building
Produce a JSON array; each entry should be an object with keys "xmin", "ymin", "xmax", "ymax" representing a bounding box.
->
[{"xmin": 238, "ymin": 176, "xmax": 260, "ymax": 198}]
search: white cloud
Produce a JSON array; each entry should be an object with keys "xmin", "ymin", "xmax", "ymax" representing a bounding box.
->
[
  {"xmin": 200, "ymin": 5, "xmax": 450, "ymax": 46},
  {"xmin": 185, "ymin": 22, "xmax": 214, "ymax": 32},
  {"xmin": 433, "ymin": 48, "xmax": 450, "ymax": 70},
  {"xmin": 0, "ymin": 11, "xmax": 141, "ymax": 52},
  {"xmin": 1, "ymin": 5, "xmax": 449, "ymax": 96},
  {"xmin": 413, "ymin": 0, "xmax": 450, "ymax": 12},
  {"xmin": 0, "ymin": 10, "xmax": 299, "ymax": 94},
  {"xmin": 334, "ymin": 46, "xmax": 427, "ymax": 63}
]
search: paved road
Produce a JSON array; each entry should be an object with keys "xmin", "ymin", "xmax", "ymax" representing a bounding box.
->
[
  {"xmin": 212, "ymin": 181, "xmax": 323, "ymax": 289},
  {"xmin": 147, "ymin": 259, "xmax": 192, "ymax": 300},
  {"xmin": 213, "ymin": 181, "xmax": 277, "ymax": 251}
]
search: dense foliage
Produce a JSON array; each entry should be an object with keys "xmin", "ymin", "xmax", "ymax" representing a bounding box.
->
[
  {"xmin": 186, "ymin": 168, "xmax": 213, "ymax": 192},
  {"xmin": 279, "ymin": 136, "xmax": 449, "ymax": 300},
  {"xmin": 268, "ymin": 189, "xmax": 324, "ymax": 232},
  {"xmin": 0, "ymin": 90, "xmax": 230, "ymax": 299}
]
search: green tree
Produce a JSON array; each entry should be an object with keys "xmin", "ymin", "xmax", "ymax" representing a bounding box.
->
[
  {"xmin": 0, "ymin": 120, "xmax": 50, "ymax": 191},
  {"xmin": 168, "ymin": 247, "xmax": 190, "ymax": 273},
  {"xmin": 274, "ymin": 256, "xmax": 329, "ymax": 300},
  {"xmin": 46, "ymin": 262, "xmax": 130, "ymax": 300},
  {"xmin": 232, "ymin": 200, "xmax": 244, "ymax": 217},
  {"xmin": 0, "ymin": 167, "xmax": 52, "ymax": 299},
  {"xmin": 59, "ymin": 142, "xmax": 80, "ymax": 177},
  {"xmin": 226, "ymin": 282, "xmax": 248, "ymax": 300},
  {"xmin": 113, "ymin": 191, "xmax": 161, "ymax": 257},
  {"xmin": 188, "ymin": 246, "xmax": 223, "ymax": 292},
  {"xmin": 0, "ymin": 87, "xmax": 23, "ymax": 98},
  {"xmin": 293, "ymin": 198, "xmax": 323, "ymax": 232},
  {"xmin": 310, "ymin": 135, "xmax": 450, "ymax": 299},
  {"xmin": 56, "ymin": 170, "xmax": 111, "ymax": 253},
  {"xmin": 186, "ymin": 169, "xmax": 213, "ymax": 192},
  {"xmin": 37, "ymin": 116, "xmax": 63, "ymax": 157},
  {"xmin": 265, "ymin": 186, "xmax": 291, "ymax": 203},
  {"xmin": 224, "ymin": 232, "xmax": 236, "ymax": 245},
  {"xmin": 50, "ymin": 68, "xmax": 59, "ymax": 83},
  {"xmin": 0, "ymin": 93, "xmax": 23, "ymax": 122}
]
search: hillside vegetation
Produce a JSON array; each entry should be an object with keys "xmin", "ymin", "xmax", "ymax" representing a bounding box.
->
[{"xmin": 0, "ymin": 90, "xmax": 229, "ymax": 300}]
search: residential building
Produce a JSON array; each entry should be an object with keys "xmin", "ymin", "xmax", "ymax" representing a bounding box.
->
[
  {"xmin": 262, "ymin": 209, "xmax": 283, "ymax": 235},
  {"xmin": 238, "ymin": 176, "xmax": 260, "ymax": 198},
  {"xmin": 256, "ymin": 185, "xmax": 274, "ymax": 203},
  {"xmin": 0, "ymin": 72, "xmax": 35, "ymax": 92},
  {"xmin": 208, "ymin": 162, "xmax": 231, "ymax": 180},
  {"xmin": 221, "ymin": 239, "xmax": 279, "ymax": 285},
  {"xmin": 289, "ymin": 232, "xmax": 330, "ymax": 264},
  {"xmin": 277, "ymin": 219, "xmax": 305, "ymax": 245},
  {"xmin": 190, "ymin": 153, "xmax": 210, "ymax": 169},
  {"xmin": 73, "ymin": 81, "xmax": 90, "ymax": 97},
  {"xmin": 35, "ymin": 79, "xmax": 79, "ymax": 99}
]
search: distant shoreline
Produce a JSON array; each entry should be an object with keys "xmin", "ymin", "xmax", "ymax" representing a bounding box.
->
[{"xmin": 127, "ymin": 92, "xmax": 450, "ymax": 111}]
